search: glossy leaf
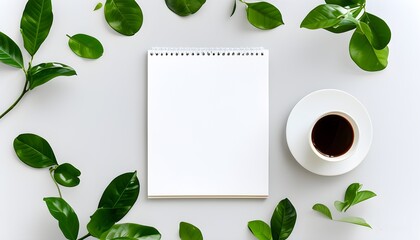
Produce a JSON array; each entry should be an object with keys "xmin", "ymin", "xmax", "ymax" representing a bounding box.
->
[
  {"xmin": 179, "ymin": 222, "xmax": 203, "ymax": 240},
  {"xmin": 334, "ymin": 201, "xmax": 346, "ymax": 212},
  {"xmin": 325, "ymin": 19, "xmax": 356, "ymax": 33},
  {"xmin": 300, "ymin": 4, "xmax": 346, "ymax": 29},
  {"xmin": 87, "ymin": 208, "xmax": 121, "ymax": 237},
  {"xmin": 44, "ymin": 197, "xmax": 79, "ymax": 240},
  {"xmin": 337, "ymin": 217, "xmax": 372, "ymax": 228},
  {"xmin": 13, "ymin": 133, "xmax": 57, "ymax": 168},
  {"xmin": 230, "ymin": 0, "xmax": 236, "ymax": 17},
  {"xmin": 325, "ymin": 0, "xmax": 365, "ymax": 7},
  {"xmin": 94, "ymin": 2, "xmax": 103, "ymax": 11},
  {"xmin": 248, "ymin": 220, "xmax": 272, "ymax": 240},
  {"xmin": 312, "ymin": 204, "xmax": 333, "ymax": 220},
  {"xmin": 67, "ymin": 34, "xmax": 104, "ymax": 59},
  {"xmin": 165, "ymin": 0, "xmax": 206, "ymax": 16},
  {"xmin": 20, "ymin": 0, "xmax": 53, "ymax": 56},
  {"xmin": 361, "ymin": 13, "xmax": 391, "ymax": 50},
  {"xmin": 104, "ymin": 0, "xmax": 143, "ymax": 36},
  {"xmin": 54, "ymin": 163, "xmax": 81, "ymax": 187},
  {"xmin": 100, "ymin": 223, "xmax": 161, "ymax": 240},
  {"xmin": 353, "ymin": 190, "xmax": 377, "ymax": 205},
  {"xmin": 28, "ymin": 62, "xmax": 76, "ymax": 90},
  {"xmin": 245, "ymin": 2, "xmax": 283, "ymax": 30},
  {"xmin": 270, "ymin": 198, "xmax": 297, "ymax": 240},
  {"xmin": 0, "ymin": 31, "xmax": 24, "ymax": 68}
]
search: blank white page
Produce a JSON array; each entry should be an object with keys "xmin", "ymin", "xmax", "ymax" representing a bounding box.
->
[{"xmin": 147, "ymin": 48, "xmax": 269, "ymax": 198}]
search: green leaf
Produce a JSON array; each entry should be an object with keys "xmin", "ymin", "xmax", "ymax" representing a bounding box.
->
[
  {"xmin": 179, "ymin": 222, "xmax": 203, "ymax": 240},
  {"xmin": 28, "ymin": 62, "xmax": 76, "ymax": 90},
  {"xmin": 54, "ymin": 163, "xmax": 81, "ymax": 187},
  {"xmin": 44, "ymin": 197, "xmax": 79, "ymax": 240},
  {"xmin": 334, "ymin": 201, "xmax": 346, "ymax": 212},
  {"xmin": 13, "ymin": 133, "xmax": 58, "ymax": 168},
  {"xmin": 337, "ymin": 217, "xmax": 372, "ymax": 228},
  {"xmin": 324, "ymin": 19, "xmax": 356, "ymax": 33},
  {"xmin": 361, "ymin": 13, "xmax": 391, "ymax": 50},
  {"xmin": 300, "ymin": 4, "xmax": 346, "ymax": 29},
  {"xmin": 350, "ymin": 30, "xmax": 389, "ymax": 72},
  {"xmin": 87, "ymin": 172, "xmax": 140, "ymax": 237},
  {"xmin": 94, "ymin": 2, "xmax": 103, "ymax": 11},
  {"xmin": 325, "ymin": 0, "xmax": 365, "ymax": 7},
  {"xmin": 104, "ymin": 0, "xmax": 143, "ymax": 36},
  {"xmin": 248, "ymin": 220, "xmax": 272, "ymax": 240},
  {"xmin": 100, "ymin": 223, "xmax": 161, "ymax": 240},
  {"xmin": 270, "ymin": 198, "xmax": 297, "ymax": 240},
  {"xmin": 20, "ymin": 0, "xmax": 53, "ymax": 56},
  {"xmin": 312, "ymin": 204, "xmax": 333, "ymax": 220},
  {"xmin": 342, "ymin": 182, "xmax": 361, "ymax": 211},
  {"xmin": 353, "ymin": 190, "xmax": 377, "ymax": 205},
  {"xmin": 67, "ymin": 34, "xmax": 104, "ymax": 59},
  {"xmin": 165, "ymin": 0, "xmax": 206, "ymax": 17},
  {"xmin": 245, "ymin": 2, "xmax": 283, "ymax": 30},
  {"xmin": 230, "ymin": 0, "xmax": 236, "ymax": 17},
  {"xmin": 0, "ymin": 32, "xmax": 24, "ymax": 68}
]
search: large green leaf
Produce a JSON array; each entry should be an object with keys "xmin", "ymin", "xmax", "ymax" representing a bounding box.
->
[
  {"xmin": 87, "ymin": 208, "xmax": 121, "ymax": 237},
  {"xmin": 325, "ymin": 0, "xmax": 365, "ymax": 7},
  {"xmin": 248, "ymin": 220, "xmax": 272, "ymax": 240},
  {"xmin": 300, "ymin": 4, "xmax": 346, "ymax": 29},
  {"xmin": 104, "ymin": 0, "xmax": 143, "ymax": 36},
  {"xmin": 165, "ymin": 0, "xmax": 206, "ymax": 16},
  {"xmin": 13, "ymin": 133, "xmax": 58, "ymax": 168},
  {"xmin": 0, "ymin": 31, "xmax": 24, "ymax": 68},
  {"xmin": 325, "ymin": 19, "xmax": 356, "ymax": 33},
  {"xmin": 20, "ymin": 0, "xmax": 53, "ymax": 56},
  {"xmin": 312, "ymin": 204, "xmax": 333, "ymax": 220},
  {"xmin": 349, "ymin": 26, "xmax": 388, "ymax": 71},
  {"xmin": 67, "ymin": 34, "xmax": 104, "ymax": 59},
  {"xmin": 179, "ymin": 222, "xmax": 203, "ymax": 240},
  {"xmin": 270, "ymin": 198, "xmax": 297, "ymax": 240},
  {"xmin": 361, "ymin": 13, "xmax": 391, "ymax": 50},
  {"xmin": 54, "ymin": 163, "xmax": 81, "ymax": 187},
  {"xmin": 44, "ymin": 197, "xmax": 79, "ymax": 240},
  {"xmin": 337, "ymin": 217, "xmax": 372, "ymax": 228},
  {"xmin": 245, "ymin": 2, "xmax": 283, "ymax": 30},
  {"xmin": 100, "ymin": 223, "xmax": 161, "ymax": 240},
  {"xmin": 28, "ymin": 62, "xmax": 76, "ymax": 90}
]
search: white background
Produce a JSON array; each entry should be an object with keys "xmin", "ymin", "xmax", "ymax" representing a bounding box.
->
[{"xmin": 0, "ymin": 0, "xmax": 419, "ymax": 239}]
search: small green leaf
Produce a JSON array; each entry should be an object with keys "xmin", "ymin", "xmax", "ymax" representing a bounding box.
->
[
  {"xmin": 337, "ymin": 217, "xmax": 372, "ymax": 228},
  {"xmin": 20, "ymin": 0, "xmax": 53, "ymax": 56},
  {"xmin": 67, "ymin": 34, "xmax": 104, "ymax": 59},
  {"xmin": 0, "ymin": 31, "xmax": 24, "ymax": 68},
  {"xmin": 350, "ymin": 27, "xmax": 389, "ymax": 70},
  {"xmin": 13, "ymin": 133, "xmax": 58, "ymax": 168},
  {"xmin": 248, "ymin": 220, "xmax": 272, "ymax": 240},
  {"xmin": 179, "ymin": 222, "xmax": 203, "ymax": 240},
  {"xmin": 361, "ymin": 13, "xmax": 391, "ymax": 50},
  {"xmin": 353, "ymin": 190, "xmax": 376, "ymax": 205},
  {"xmin": 105, "ymin": 0, "xmax": 143, "ymax": 36},
  {"xmin": 334, "ymin": 201, "xmax": 346, "ymax": 212},
  {"xmin": 44, "ymin": 197, "xmax": 79, "ymax": 240},
  {"xmin": 300, "ymin": 4, "xmax": 347, "ymax": 29},
  {"xmin": 54, "ymin": 163, "xmax": 81, "ymax": 187},
  {"xmin": 343, "ymin": 183, "xmax": 361, "ymax": 209},
  {"xmin": 28, "ymin": 62, "xmax": 76, "ymax": 90},
  {"xmin": 165, "ymin": 0, "xmax": 206, "ymax": 16},
  {"xmin": 325, "ymin": 0, "xmax": 365, "ymax": 7},
  {"xmin": 230, "ymin": 0, "xmax": 236, "ymax": 17},
  {"xmin": 270, "ymin": 198, "xmax": 297, "ymax": 240},
  {"xmin": 94, "ymin": 2, "xmax": 103, "ymax": 11},
  {"xmin": 245, "ymin": 2, "xmax": 283, "ymax": 30},
  {"xmin": 100, "ymin": 223, "xmax": 161, "ymax": 240},
  {"xmin": 312, "ymin": 204, "xmax": 333, "ymax": 220}
]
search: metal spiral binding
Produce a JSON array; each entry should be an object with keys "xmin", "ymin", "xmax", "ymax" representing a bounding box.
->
[{"xmin": 148, "ymin": 48, "xmax": 266, "ymax": 57}]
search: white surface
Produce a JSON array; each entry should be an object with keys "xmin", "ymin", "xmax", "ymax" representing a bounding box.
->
[
  {"xmin": 1, "ymin": 0, "xmax": 420, "ymax": 239},
  {"xmin": 147, "ymin": 48, "xmax": 268, "ymax": 198},
  {"xmin": 286, "ymin": 89, "xmax": 372, "ymax": 176}
]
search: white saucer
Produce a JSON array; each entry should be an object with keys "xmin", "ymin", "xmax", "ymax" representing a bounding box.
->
[{"xmin": 286, "ymin": 89, "xmax": 373, "ymax": 176}]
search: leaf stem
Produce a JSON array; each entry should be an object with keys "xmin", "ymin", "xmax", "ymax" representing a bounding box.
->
[
  {"xmin": 77, "ymin": 233, "xmax": 92, "ymax": 240},
  {"xmin": 0, "ymin": 79, "xmax": 29, "ymax": 120},
  {"xmin": 49, "ymin": 167, "xmax": 63, "ymax": 198}
]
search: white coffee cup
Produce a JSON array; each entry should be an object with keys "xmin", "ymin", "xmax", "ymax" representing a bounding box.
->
[{"xmin": 309, "ymin": 111, "xmax": 359, "ymax": 162}]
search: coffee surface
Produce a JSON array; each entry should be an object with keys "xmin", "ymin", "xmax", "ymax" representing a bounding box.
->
[{"xmin": 311, "ymin": 114, "xmax": 354, "ymax": 157}]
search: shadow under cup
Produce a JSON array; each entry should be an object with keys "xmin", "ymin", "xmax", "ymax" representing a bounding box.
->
[{"xmin": 309, "ymin": 111, "xmax": 359, "ymax": 162}]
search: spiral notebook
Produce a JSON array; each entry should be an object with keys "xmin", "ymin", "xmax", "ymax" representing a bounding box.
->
[{"xmin": 147, "ymin": 48, "xmax": 269, "ymax": 198}]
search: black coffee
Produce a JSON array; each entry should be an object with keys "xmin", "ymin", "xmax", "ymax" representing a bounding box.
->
[{"xmin": 311, "ymin": 114, "xmax": 354, "ymax": 157}]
